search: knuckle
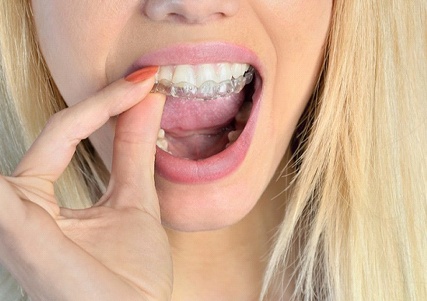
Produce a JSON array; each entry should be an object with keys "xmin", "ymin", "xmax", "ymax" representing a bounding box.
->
[
  {"xmin": 44, "ymin": 110, "xmax": 66, "ymax": 131},
  {"xmin": 44, "ymin": 108, "xmax": 86, "ymax": 145},
  {"xmin": 115, "ymin": 130, "xmax": 150, "ymax": 145}
]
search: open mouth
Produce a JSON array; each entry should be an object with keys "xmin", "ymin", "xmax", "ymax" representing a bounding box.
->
[{"xmin": 153, "ymin": 62, "xmax": 258, "ymax": 161}]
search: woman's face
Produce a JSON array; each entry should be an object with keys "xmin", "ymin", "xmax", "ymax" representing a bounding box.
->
[{"xmin": 31, "ymin": 0, "xmax": 332, "ymax": 231}]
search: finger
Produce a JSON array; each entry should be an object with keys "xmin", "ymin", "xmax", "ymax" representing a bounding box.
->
[
  {"xmin": 13, "ymin": 66, "xmax": 159, "ymax": 183},
  {"xmin": 106, "ymin": 93, "xmax": 166, "ymax": 216}
]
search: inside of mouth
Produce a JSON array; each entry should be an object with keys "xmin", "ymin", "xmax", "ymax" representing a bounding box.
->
[{"xmin": 157, "ymin": 74, "xmax": 256, "ymax": 161}]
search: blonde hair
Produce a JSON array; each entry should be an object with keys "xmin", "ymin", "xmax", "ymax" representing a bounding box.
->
[
  {"xmin": 0, "ymin": 1, "xmax": 426, "ymax": 301},
  {"xmin": 0, "ymin": 1, "xmax": 107, "ymax": 206},
  {"xmin": 263, "ymin": 0, "xmax": 427, "ymax": 300}
]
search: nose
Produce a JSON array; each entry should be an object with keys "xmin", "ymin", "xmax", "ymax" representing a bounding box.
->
[{"xmin": 143, "ymin": 0, "xmax": 240, "ymax": 24}]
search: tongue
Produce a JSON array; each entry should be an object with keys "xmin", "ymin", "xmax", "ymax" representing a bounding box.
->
[
  {"xmin": 160, "ymin": 92, "xmax": 245, "ymax": 132},
  {"xmin": 165, "ymin": 130, "xmax": 230, "ymax": 160},
  {"xmin": 160, "ymin": 92, "xmax": 245, "ymax": 159}
]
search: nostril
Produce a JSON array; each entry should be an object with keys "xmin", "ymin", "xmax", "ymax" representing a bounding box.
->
[
  {"xmin": 166, "ymin": 12, "xmax": 203, "ymax": 24},
  {"xmin": 143, "ymin": 0, "xmax": 240, "ymax": 24},
  {"xmin": 167, "ymin": 12, "xmax": 225, "ymax": 24}
]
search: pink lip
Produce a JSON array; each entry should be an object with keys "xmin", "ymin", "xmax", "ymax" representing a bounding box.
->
[
  {"xmin": 130, "ymin": 42, "xmax": 264, "ymax": 183},
  {"xmin": 130, "ymin": 42, "xmax": 263, "ymax": 72}
]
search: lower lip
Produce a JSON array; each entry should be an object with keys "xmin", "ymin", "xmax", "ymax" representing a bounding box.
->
[{"xmin": 155, "ymin": 80, "xmax": 262, "ymax": 184}]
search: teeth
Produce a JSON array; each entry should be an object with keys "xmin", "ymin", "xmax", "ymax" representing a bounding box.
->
[
  {"xmin": 157, "ymin": 128, "xmax": 165, "ymax": 139},
  {"xmin": 173, "ymin": 65, "xmax": 196, "ymax": 86},
  {"xmin": 151, "ymin": 63, "xmax": 254, "ymax": 100},
  {"xmin": 196, "ymin": 64, "xmax": 218, "ymax": 87},
  {"xmin": 225, "ymin": 130, "xmax": 243, "ymax": 149},
  {"xmin": 156, "ymin": 139, "xmax": 169, "ymax": 153},
  {"xmin": 156, "ymin": 129, "xmax": 169, "ymax": 152},
  {"xmin": 231, "ymin": 63, "xmax": 248, "ymax": 79},
  {"xmin": 235, "ymin": 101, "xmax": 253, "ymax": 125},
  {"xmin": 218, "ymin": 63, "xmax": 232, "ymax": 82},
  {"xmin": 228, "ymin": 130, "xmax": 242, "ymax": 143},
  {"xmin": 156, "ymin": 66, "xmax": 173, "ymax": 83},
  {"xmin": 162, "ymin": 63, "xmax": 248, "ymax": 86}
]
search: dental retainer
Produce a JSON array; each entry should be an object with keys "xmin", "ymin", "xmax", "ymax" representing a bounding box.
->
[{"xmin": 151, "ymin": 67, "xmax": 255, "ymax": 100}]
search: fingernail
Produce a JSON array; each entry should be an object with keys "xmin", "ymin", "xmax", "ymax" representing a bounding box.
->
[{"xmin": 125, "ymin": 66, "xmax": 159, "ymax": 83}]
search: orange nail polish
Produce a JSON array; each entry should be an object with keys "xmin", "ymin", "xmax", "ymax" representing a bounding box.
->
[{"xmin": 125, "ymin": 66, "xmax": 159, "ymax": 83}]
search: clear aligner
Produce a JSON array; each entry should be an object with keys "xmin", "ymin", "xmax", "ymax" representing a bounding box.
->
[{"xmin": 151, "ymin": 67, "xmax": 255, "ymax": 100}]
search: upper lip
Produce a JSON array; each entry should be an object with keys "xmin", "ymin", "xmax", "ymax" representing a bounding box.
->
[{"xmin": 128, "ymin": 41, "xmax": 264, "ymax": 80}]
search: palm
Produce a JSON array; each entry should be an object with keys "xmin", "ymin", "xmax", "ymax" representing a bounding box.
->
[{"xmin": 58, "ymin": 205, "xmax": 172, "ymax": 299}]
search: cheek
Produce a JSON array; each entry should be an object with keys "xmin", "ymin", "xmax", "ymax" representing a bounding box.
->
[
  {"xmin": 31, "ymin": 1, "xmax": 131, "ymax": 105},
  {"xmin": 269, "ymin": 0, "xmax": 332, "ymax": 83},
  {"xmin": 259, "ymin": 0, "xmax": 332, "ymax": 166},
  {"xmin": 257, "ymin": 0, "xmax": 332, "ymax": 79},
  {"xmin": 269, "ymin": 1, "xmax": 331, "ymax": 123},
  {"xmin": 31, "ymin": 1, "xmax": 133, "ymax": 171}
]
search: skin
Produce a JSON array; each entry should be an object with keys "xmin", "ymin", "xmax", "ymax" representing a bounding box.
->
[{"xmin": 0, "ymin": 1, "xmax": 332, "ymax": 300}]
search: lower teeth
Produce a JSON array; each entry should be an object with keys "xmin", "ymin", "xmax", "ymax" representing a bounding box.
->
[
  {"xmin": 156, "ymin": 129, "xmax": 170, "ymax": 153},
  {"xmin": 151, "ymin": 67, "xmax": 254, "ymax": 101}
]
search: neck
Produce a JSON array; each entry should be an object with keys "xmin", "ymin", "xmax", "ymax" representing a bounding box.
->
[{"xmin": 166, "ymin": 160, "xmax": 292, "ymax": 301}]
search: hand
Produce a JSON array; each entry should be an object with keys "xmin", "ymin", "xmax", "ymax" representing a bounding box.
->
[{"xmin": 0, "ymin": 70, "xmax": 172, "ymax": 301}]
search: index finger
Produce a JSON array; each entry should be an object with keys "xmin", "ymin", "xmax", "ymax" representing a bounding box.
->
[{"xmin": 13, "ymin": 67, "xmax": 159, "ymax": 183}]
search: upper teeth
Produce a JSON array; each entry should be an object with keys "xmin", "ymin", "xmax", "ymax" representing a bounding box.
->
[{"xmin": 155, "ymin": 63, "xmax": 250, "ymax": 88}]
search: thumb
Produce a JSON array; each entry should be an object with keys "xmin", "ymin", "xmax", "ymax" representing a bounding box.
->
[{"xmin": 106, "ymin": 93, "xmax": 166, "ymax": 215}]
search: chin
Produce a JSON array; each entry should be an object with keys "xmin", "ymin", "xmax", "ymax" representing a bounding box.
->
[{"xmin": 155, "ymin": 167, "xmax": 267, "ymax": 232}]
